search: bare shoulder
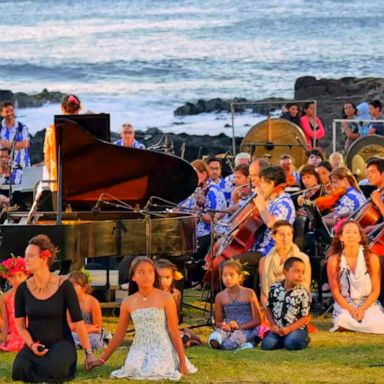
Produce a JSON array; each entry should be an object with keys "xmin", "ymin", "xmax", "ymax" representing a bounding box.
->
[
  {"xmin": 241, "ymin": 286, "xmax": 256, "ymax": 298},
  {"xmin": 215, "ymin": 290, "xmax": 225, "ymax": 303}
]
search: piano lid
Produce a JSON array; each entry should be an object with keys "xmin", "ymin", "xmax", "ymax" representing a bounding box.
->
[{"xmin": 55, "ymin": 116, "xmax": 198, "ymax": 209}]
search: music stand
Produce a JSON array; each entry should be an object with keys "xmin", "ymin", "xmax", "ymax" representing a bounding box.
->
[{"xmin": 302, "ymin": 203, "xmax": 333, "ymax": 306}]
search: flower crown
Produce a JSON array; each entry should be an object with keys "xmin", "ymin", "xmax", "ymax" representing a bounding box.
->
[{"xmin": 0, "ymin": 256, "xmax": 27, "ymax": 279}]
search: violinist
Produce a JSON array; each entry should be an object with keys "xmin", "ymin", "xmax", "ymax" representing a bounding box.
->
[
  {"xmin": 297, "ymin": 165, "xmax": 324, "ymax": 207},
  {"xmin": 278, "ymin": 154, "xmax": 300, "ymax": 187},
  {"xmin": 179, "ymin": 159, "xmax": 227, "ymax": 286},
  {"xmin": 230, "ymin": 164, "xmax": 251, "ymax": 208},
  {"xmin": 316, "ymin": 161, "xmax": 333, "ymax": 194},
  {"xmin": 323, "ymin": 167, "xmax": 366, "ymax": 228}
]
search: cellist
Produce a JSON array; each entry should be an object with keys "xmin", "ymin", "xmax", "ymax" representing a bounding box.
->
[{"xmin": 365, "ymin": 157, "xmax": 384, "ymax": 229}]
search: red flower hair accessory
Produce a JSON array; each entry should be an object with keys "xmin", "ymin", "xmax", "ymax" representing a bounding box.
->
[
  {"xmin": 68, "ymin": 95, "xmax": 80, "ymax": 105},
  {"xmin": 0, "ymin": 256, "xmax": 27, "ymax": 279},
  {"xmin": 40, "ymin": 250, "xmax": 52, "ymax": 259}
]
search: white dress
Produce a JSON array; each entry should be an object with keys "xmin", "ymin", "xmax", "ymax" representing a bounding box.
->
[
  {"xmin": 331, "ymin": 247, "xmax": 384, "ymax": 334},
  {"xmin": 111, "ymin": 307, "xmax": 197, "ymax": 380}
]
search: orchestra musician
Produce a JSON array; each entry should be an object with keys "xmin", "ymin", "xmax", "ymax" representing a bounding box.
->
[
  {"xmin": 178, "ymin": 159, "xmax": 227, "ymax": 286},
  {"xmin": 315, "ymin": 161, "xmax": 333, "ymax": 194},
  {"xmin": 44, "ymin": 94, "xmax": 82, "ymax": 194},
  {"xmin": 322, "ymin": 167, "xmax": 366, "ymax": 228},
  {"xmin": 278, "ymin": 154, "xmax": 300, "ymax": 187},
  {"xmin": 252, "ymin": 166, "xmax": 296, "ymax": 256},
  {"xmin": 364, "ymin": 158, "xmax": 384, "ymax": 233},
  {"xmin": 297, "ymin": 165, "xmax": 324, "ymax": 207}
]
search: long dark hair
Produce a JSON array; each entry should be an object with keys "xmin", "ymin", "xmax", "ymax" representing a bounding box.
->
[
  {"xmin": 329, "ymin": 220, "xmax": 372, "ymax": 280},
  {"xmin": 128, "ymin": 256, "xmax": 160, "ymax": 295}
]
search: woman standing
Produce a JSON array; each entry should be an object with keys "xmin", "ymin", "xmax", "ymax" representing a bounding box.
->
[
  {"xmin": 327, "ymin": 221, "xmax": 384, "ymax": 333},
  {"xmin": 12, "ymin": 234, "xmax": 95, "ymax": 382},
  {"xmin": 300, "ymin": 102, "xmax": 326, "ymax": 149}
]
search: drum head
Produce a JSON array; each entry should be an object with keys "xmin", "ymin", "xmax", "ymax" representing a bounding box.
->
[
  {"xmin": 240, "ymin": 118, "xmax": 308, "ymax": 167},
  {"xmin": 346, "ymin": 135, "xmax": 384, "ymax": 180}
]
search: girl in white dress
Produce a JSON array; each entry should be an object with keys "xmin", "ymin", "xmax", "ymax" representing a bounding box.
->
[
  {"xmin": 89, "ymin": 256, "xmax": 197, "ymax": 380},
  {"xmin": 327, "ymin": 220, "xmax": 384, "ymax": 333}
]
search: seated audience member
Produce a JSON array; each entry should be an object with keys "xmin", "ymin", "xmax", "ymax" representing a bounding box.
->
[
  {"xmin": 327, "ymin": 220, "xmax": 384, "ymax": 333},
  {"xmin": 323, "ymin": 167, "xmax": 366, "ymax": 228},
  {"xmin": 261, "ymin": 257, "xmax": 310, "ymax": 350},
  {"xmin": 278, "ymin": 154, "xmax": 300, "ymax": 187},
  {"xmin": 367, "ymin": 100, "xmax": 384, "ymax": 136},
  {"xmin": 0, "ymin": 257, "xmax": 28, "ymax": 352},
  {"xmin": 341, "ymin": 102, "xmax": 360, "ymax": 151},
  {"xmin": 300, "ymin": 102, "xmax": 325, "ymax": 149},
  {"xmin": 155, "ymin": 259, "xmax": 201, "ymax": 347},
  {"xmin": 316, "ymin": 161, "xmax": 333, "ymax": 193},
  {"xmin": 306, "ymin": 148, "xmax": 324, "ymax": 168},
  {"xmin": 329, "ymin": 152, "xmax": 345, "ymax": 170},
  {"xmin": 281, "ymin": 103, "xmax": 301, "ymax": 127},
  {"xmin": 68, "ymin": 271, "xmax": 108, "ymax": 351},
  {"xmin": 209, "ymin": 259, "xmax": 261, "ymax": 350},
  {"xmin": 259, "ymin": 221, "xmax": 311, "ymax": 308},
  {"xmin": 114, "ymin": 123, "xmax": 145, "ymax": 149}
]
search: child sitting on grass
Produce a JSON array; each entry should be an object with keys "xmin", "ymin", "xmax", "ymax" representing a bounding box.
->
[
  {"xmin": 155, "ymin": 259, "xmax": 201, "ymax": 347},
  {"xmin": 68, "ymin": 271, "xmax": 110, "ymax": 351},
  {"xmin": 0, "ymin": 257, "xmax": 28, "ymax": 352},
  {"xmin": 209, "ymin": 259, "xmax": 261, "ymax": 350},
  {"xmin": 261, "ymin": 257, "xmax": 310, "ymax": 351}
]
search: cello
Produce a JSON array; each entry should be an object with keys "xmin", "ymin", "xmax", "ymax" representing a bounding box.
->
[{"xmin": 203, "ymin": 183, "xmax": 286, "ymax": 289}]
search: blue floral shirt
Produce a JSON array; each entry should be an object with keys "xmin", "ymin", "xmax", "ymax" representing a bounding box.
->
[
  {"xmin": 254, "ymin": 193, "xmax": 295, "ymax": 256},
  {"xmin": 179, "ymin": 181, "xmax": 227, "ymax": 238},
  {"xmin": 0, "ymin": 120, "xmax": 31, "ymax": 171},
  {"xmin": 114, "ymin": 138, "xmax": 145, "ymax": 149},
  {"xmin": 335, "ymin": 187, "xmax": 366, "ymax": 217}
]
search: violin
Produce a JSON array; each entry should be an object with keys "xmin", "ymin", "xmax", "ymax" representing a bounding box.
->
[
  {"xmin": 281, "ymin": 163, "xmax": 298, "ymax": 187},
  {"xmin": 314, "ymin": 187, "xmax": 347, "ymax": 212}
]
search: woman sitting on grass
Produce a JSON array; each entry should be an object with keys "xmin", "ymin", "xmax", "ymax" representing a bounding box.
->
[
  {"xmin": 327, "ymin": 220, "xmax": 384, "ymax": 333},
  {"xmin": 88, "ymin": 256, "xmax": 197, "ymax": 380},
  {"xmin": 68, "ymin": 271, "xmax": 109, "ymax": 351},
  {"xmin": 208, "ymin": 259, "xmax": 261, "ymax": 350},
  {"xmin": 261, "ymin": 257, "xmax": 310, "ymax": 351}
]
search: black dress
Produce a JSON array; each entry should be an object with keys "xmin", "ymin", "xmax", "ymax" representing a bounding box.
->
[{"xmin": 12, "ymin": 279, "xmax": 83, "ymax": 383}]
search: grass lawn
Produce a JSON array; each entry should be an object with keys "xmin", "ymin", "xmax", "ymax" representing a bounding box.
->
[{"xmin": 2, "ymin": 293, "xmax": 384, "ymax": 383}]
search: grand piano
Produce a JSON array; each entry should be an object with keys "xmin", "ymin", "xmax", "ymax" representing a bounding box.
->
[{"xmin": 0, "ymin": 114, "xmax": 198, "ymax": 273}]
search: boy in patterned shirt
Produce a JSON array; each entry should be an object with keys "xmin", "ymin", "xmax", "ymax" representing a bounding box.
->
[{"xmin": 261, "ymin": 257, "xmax": 310, "ymax": 350}]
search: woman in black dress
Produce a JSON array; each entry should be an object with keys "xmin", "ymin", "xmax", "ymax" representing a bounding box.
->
[{"xmin": 13, "ymin": 234, "xmax": 96, "ymax": 383}]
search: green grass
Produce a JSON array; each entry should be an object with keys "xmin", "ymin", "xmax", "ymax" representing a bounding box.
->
[{"xmin": 2, "ymin": 294, "xmax": 384, "ymax": 383}]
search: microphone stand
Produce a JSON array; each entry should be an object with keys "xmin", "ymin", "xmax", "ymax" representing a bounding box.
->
[{"xmin": 7, "ymin": 135, "xmax": 18, "ymax": 206}]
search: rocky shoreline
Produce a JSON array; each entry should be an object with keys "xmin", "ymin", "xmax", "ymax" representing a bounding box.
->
[{"xmin": 1, "ymin": 76, "xmax": 384, "ymax": 163}]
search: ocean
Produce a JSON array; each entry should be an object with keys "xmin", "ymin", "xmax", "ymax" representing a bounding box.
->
[{"xmin": 1, "ymin": 0, "xmax": 383, "ymax": 137}]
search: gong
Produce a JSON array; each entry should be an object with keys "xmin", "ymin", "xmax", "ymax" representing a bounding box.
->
[
  {"xmin": 345, "ymin": 135, "xmax": 384, "ymax": 180},
  {"xmin": 240, "ymin": 118, "xmax": 308, "ymax": 167}
]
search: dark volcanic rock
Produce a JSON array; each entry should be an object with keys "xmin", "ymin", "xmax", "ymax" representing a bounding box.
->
[
  {"xmin": 294, "ymin": 76, "xmax": 384, "ymax": 151},
  {"xmin": 0, "ymin": 88, "xmax": 65, "ymax": 108}
]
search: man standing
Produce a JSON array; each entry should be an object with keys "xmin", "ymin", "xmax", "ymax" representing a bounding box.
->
[
  {"xmin": 0, "ymin": 101, "xmax": 30, "ymax": 185},
  {"xmin": 114, "ymin": 123, "xmax": 145, "ymax": 149},
  {"xmin": 367, "ymin": 100, "xmax": 384, "ymax": 136}
]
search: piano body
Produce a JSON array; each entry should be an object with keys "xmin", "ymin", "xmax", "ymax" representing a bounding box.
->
[{"xmin": 0, "ymin": 114, "xmax": 198, "ymax": 272}]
